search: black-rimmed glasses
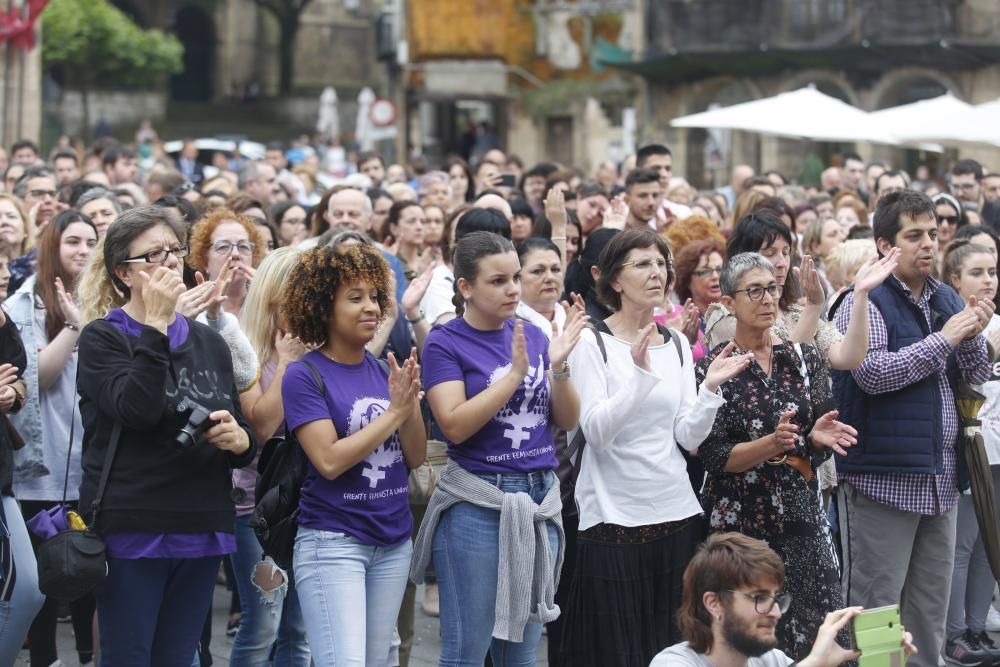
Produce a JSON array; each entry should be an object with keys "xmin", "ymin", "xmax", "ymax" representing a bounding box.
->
[
  {"xmin": 723, "ymin": 590, "xmax": 792, "ymax": 615},
  {"xmin": 120, "ymin": 245, "xmax": 190, "ymax": 265},
  {"xmin": 733, "ymin": 283, "xmax": 783, "ymax": 301}
]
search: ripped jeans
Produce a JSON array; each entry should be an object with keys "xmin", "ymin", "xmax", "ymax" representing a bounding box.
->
[{"xmin": 229, "ymin": 514, "xmax": 310, "ymax": 666}]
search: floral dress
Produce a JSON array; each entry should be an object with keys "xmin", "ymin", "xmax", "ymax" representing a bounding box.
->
[{"xmin": 695, "ymin": 340, "xmax": 844, "ymax": 661}]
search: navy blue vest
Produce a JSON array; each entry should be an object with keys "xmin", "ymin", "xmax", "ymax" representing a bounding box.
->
[{"xmin": 831, "ymin": 279, "xmax": 963, "ymax": 475}]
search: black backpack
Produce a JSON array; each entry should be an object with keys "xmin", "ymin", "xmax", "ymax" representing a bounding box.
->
[
  {"xmin": 555, "ymin": 320, "xmax": 684, "ymax": 513},
  {"xmin": 249, "ymin": 360, "xmax": 322, "ymax": 570}
]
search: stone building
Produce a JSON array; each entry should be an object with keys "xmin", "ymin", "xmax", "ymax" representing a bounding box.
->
[{"xmin": 618, "ymin": 0, "xmax": 1000, "ymax": 187}]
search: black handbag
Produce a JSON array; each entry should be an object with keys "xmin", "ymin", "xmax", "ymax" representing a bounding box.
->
[{"xmin": 35, "ymin": 416, "xmax": 122, "ymax": 602}]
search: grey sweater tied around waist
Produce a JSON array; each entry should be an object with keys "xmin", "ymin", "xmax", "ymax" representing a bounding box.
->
[{"xmin": 409, "ymin": 460, "xmax": 565, "ymax": 642}]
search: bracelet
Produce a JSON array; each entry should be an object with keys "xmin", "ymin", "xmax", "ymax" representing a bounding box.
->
[
  {"xmin": 406, "ymin": 309, "xmax": 425, "ymax": 324},
  {"xmin": 64, "ymin": 321, "xmax": 80, "ymax": 332},
  {"xmin": 552, "ymin": 362, "xmax": 571, "ymax": 380}
]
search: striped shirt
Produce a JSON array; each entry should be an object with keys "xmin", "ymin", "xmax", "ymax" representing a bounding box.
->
[{"xmin": 835, "ymin": 276, "xmax": 989, "ymax": 515}]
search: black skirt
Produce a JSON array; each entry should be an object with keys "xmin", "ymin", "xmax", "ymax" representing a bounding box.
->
[{"xmin": 558, "ymin": 516, "xmax": 702, "ymax": 667}]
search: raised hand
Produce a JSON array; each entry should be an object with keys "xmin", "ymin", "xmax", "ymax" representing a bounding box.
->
[
  {"xmin": 631, "ymin": 322, "xmax": 655, "ymax": 372},
  {"xmin": 769, "ymin": 410, "xmax": 798, "ymax": 455},
  {"xmin": 702, "ymin": 341, "xmax": 753, "ymax": 392},
  {"xmin": 603, "ymin": 194, "xmax": 627, "ymax": 230},
  {"xmin": 402, "ymin": 264, "xmax": 434, "ymax": 319},
  {"xmin": 792, "ymin": 255, "xmax": 824, "ymax": 306},
  {"xmin": 274, "ymin": 331, "xmax": 309, "ymax": 365},
  {"xmin": 54, "ymin": 276, "xmax": 81, "ymax": 328},
  {"xmin": 549, "ymin": 303, "xmax": 590, "ymax": 370},
  {"xmin": 176, "ymin": 271, "xmax": 218, "ymax": 318},
  {"xmin": 968, "ymin": 294, "xmax": 996, "ymax": 336},
  {"xmin": 387, "ymin": 350, "xmax": 422, "ymax": 416},
  {"xmin": 679, "ymin": 299, "xmax": 700, "ymax": 343},
  {"xmin": 853, "ymin": 247, "xmax": 899, "ymax": 294},
  {"xmin": 206, "ymin": 258, "xmax": 236, "ymax": 320},
  {"xmin": 808, "ymin": 410, "xmax": 858, "ymax": 456},
  {"xmin": 941, "ymin": 308, "xmax": 982, "ymax": 348},
  {"xmin": 510, "ymin": 319, "xmax": 529, "ymax": 379},
  {"xmin": 544, "ymin": 188, "xmax": 567, "ymax": 237},
  {"xmin": 138, "ymin": 265, "xmax": 186, "ymax": 327}
]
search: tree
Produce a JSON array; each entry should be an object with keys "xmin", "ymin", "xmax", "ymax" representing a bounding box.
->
[
  {"xmin": 42, "ymin": 0, "xmax": 183, "ymax": 137},
  {"xmin": 252, "ymin": 0, "xmax": 314, "ymax": 95}
]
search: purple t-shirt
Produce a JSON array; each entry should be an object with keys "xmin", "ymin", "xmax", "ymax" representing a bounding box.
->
[
  {"xmin": 103, "ymin": 308, "xmax": 235, "ymax": 559},
  {"xmin": 422, "ymin": 317, "xmax": 556, "ymax": 474},
  {"xmin": 282, "ymin": 350, "xmax": 411, "ymax": 547}
]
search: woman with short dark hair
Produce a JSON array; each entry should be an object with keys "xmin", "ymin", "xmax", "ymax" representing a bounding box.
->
[{"xmin": 560, "ymin": 228, "xmax": 751, "ymax": 667}]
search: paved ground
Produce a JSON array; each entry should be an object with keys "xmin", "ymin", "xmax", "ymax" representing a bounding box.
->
[{"xmin": 16, "ymin": 582, "xmax": 550, "ymax": 666}]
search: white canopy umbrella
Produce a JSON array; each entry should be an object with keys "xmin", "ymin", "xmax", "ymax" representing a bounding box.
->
[
  {"xmin": 671, "ymin": 86, "xmax": 898, "ymax": 144},
  {"xmin": 356, "ymin": 87, "xmax": 375, "ymax": 151},
  {"xmin": 870, "ymin": 93, "xmax": 972, "ymax": 150},
  {"xmin": 901, "ymin": 97, "xmax": 1000, "ymax": 148}
]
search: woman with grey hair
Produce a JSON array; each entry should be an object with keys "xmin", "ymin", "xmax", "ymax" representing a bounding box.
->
[
  {"xmin": 694, "ymin": 251, "xmax": 892, "ymax": 660},
  {"xmin": 76, "ymin": 187, "xmax": 122, "ymax": 237}
]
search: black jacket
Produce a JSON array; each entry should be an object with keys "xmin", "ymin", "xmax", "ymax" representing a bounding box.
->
[
  {"xmin": 77, "ymin": 317, "xmax": 255, "ymax": 533},
  {"xmin": 0, "ymin": 313, "xmax": 26, "ymax": 496}
]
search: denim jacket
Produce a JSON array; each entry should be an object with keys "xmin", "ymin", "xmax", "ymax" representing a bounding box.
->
[{"xmin": 6, "ymin": 276, "xmax": 45, "ymax": 481}]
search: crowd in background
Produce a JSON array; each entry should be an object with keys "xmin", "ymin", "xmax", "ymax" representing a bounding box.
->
[{"xmin": 0, "ymin": 128, "xmax": 995, "ymax": 667}]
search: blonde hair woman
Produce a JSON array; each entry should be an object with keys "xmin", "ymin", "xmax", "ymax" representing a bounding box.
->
[{"xmin": 230, "ymin": 246, "xmax": 311, "ymax": 664}]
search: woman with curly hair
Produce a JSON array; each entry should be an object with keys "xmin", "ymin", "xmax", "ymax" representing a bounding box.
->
[
  {"xmin": 280, "ymin": 243, "xmax": 426, "ymax": 665},
  {"xmin": 667, "ymin": 238, "xmax": 725, "ymax": 364}
]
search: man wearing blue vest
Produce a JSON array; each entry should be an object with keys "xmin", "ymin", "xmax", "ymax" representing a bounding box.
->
[{"xmin": 831, "ymin": 189, "xmax": 993, "ymax": 667}]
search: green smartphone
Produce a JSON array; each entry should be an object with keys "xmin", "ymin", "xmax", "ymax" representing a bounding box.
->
[{"xmin": 853, "ymin": 604, "xmax": 905, "ymax": 667}]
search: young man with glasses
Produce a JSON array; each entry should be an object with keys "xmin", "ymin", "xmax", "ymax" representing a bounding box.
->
[
  {"xmin": 651, "ymin": 532, "xmax": 916, "ymax": 667},
  {"xmin": 951, "ymin": 159, "xmax": 984, "ymax": 209},
  {"xmin": 832, "ymin": 189, "xmax": 992, "ymax": 667}
]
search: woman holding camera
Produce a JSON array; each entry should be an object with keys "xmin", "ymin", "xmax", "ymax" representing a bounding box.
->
[{"xmin": 75, "ymin": 206, "xmax": 255, "ymax": 664}]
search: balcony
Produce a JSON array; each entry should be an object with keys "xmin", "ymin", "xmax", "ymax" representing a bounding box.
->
[
  {"xmin": 612, "ymin": 0, "xmax": 1000, "ymax": 83},
  {"xmin": 646, "ymin": 0, "xmax": 970, "ymax": 56}
]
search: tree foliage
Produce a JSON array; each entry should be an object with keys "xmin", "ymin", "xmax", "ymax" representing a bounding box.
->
[{"xmin": 42, "ymin": 0, "xmax": 184, "ymax": 88}]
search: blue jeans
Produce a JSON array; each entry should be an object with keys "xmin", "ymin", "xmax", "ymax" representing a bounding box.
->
[
  {"xmin": 432, "ymin": 470, "xmax": 560, "ymax": 667},
  {"xmin": 97, "ymin": 555, "xmax": 220, "ymax": 666},
  {"xmin": 0, "ymin": 495, "xmax": 45, "ymax": 665},
  {"xmin": 293, "ymin": 527, "xmax": 412, "ymax": 666},
  {"xmin": 229, "ymin": 514, "xmax": 310, "ymax": 666}
]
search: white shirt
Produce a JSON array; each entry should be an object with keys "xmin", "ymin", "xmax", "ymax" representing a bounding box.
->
[
  {"xmin": 568, "ymin": 327, "xmax": 725, "ymax": 530},
  {"xmin": 515, "ymin": 301, "xmax": 566, "ymax": 340},
  {"xmin": 976, "ymin": 314, "xmax": 1000, "ymax": 465},
  {"xmin": 421, "ymin": 264, "xmax": 456, "ymax": 325},
  {"xmin": 650, "ymin": 642, "xmax": 792, "ymax": 667}
]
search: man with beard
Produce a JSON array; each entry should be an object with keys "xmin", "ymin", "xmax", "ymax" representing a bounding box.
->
[{"xmin": 651, "ymin": 533, "xmax": 916, "ymax": 667}]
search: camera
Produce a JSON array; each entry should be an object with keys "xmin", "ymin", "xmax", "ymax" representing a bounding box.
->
[{"xmin": 170, "ymin": 397, "xmax": 215, "ymax": 449}]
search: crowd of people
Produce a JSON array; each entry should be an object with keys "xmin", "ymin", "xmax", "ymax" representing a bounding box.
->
[{"xmin": 0, "ymin": 132, "xmax": 996, "ymax": 667}]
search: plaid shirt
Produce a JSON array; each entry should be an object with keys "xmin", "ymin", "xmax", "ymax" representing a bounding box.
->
[{"xmin": 835, "ymin": 275, "xmax": 989, "ymax": 515}]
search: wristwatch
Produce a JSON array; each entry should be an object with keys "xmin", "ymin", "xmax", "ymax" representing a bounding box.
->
[{"xmin": 552, "ymin": 362, "xmax": 571, "ymax": 381}]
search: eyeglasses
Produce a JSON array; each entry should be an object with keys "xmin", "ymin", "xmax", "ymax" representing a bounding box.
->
[
  {"xmin": 952, "ymin": 182, "xmax": 978, "ymax": 192},
  {"xmin": 693, "ymin": 267, "xmax": 723, "ymax": 277},
  {"xmin": 733, "ymin": 283, "xmax": 783, "ymax": 301},
  {"xmin": 212, "ymin": 240, "xmax": 256, "ymax": 256},
  {"xmin": 28, "ymin": 189, "xmax": 56, "ymax": 200},
  {"xmin": 622, "ymin": 258, "xmax": 671, "ymax": 272},
  {"xmin": 723, "ymin": 590, "xmax": 792, "ymax": 615},
  {"xmin": 937, "ymin": 214, "xmax": 959, "ymax": 225},
  {"xmin": 120, "ymin": 245, "xmax": 190, "ymax": 265}
]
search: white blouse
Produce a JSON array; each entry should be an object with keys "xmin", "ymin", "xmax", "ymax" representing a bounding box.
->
[{"xmin": 568, "ymin": 327, "xmax": 725, "ymax": 530}]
